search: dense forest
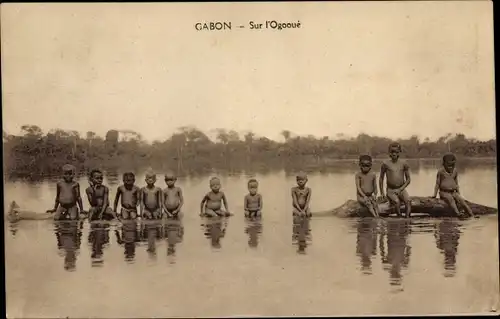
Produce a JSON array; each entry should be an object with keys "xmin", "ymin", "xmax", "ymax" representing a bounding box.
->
[{"xmin": 3, "ymin": 125, "xmax": 496, "ymax": 178}]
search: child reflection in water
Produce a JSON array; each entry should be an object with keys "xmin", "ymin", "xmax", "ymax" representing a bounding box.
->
[
  {"xmin": 292, "ymin": 216, "xmax": 312, "ymax": 254},
  {"xmin": 88, "ymin": 222, "xmax": 110, "ymax": 267},
  {"xmin": 379, "ymin": 219, "xmax": 411, "ymax": 287},
  {"xmin": 434, "ymin": 219, "xmax": 461, "ymax": 277},
  {"xmin": 202, "ymin": 217, "xmax": 228, "ymax": 249},
  {"xmin": 54, "ymin": 221, "xmax": 82, "ymax": 271},
  {"xmin": 115, "ymin": 220, "xmax": 140, "ymax": 262},
  {"xmin": 355, "ymin": 218, "xmax": 379, "ymax": 275},
  {"xmin": 244, "ymin": 217, "xmax": 263, "ymax": 248},
  {"xmin": 164, "ymin": 218, "xmax": 184, "ymax": 257}
]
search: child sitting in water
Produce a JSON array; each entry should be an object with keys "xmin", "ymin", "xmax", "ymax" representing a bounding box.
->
[
  {"xmin": 113, "ymin": 172, "xmax": 140, "ymax": 220},
  {"xmin": 355, "ymin": 155, "xmax": 380, "ymax": 218},
  {"xmin": 86, "ymin": 169, "xmax": 116, "ymax": 221},
  {"xmin": 47, "ymin": 164, "xmax": 85, "ymax": 220},
  {"xmin": 432, "ymin": 153, "xmax": 475, "ymax": 218},
  {"xmin": 244, "ymin": 178, "xmax": 263, "ymax": 218},
  {"xmin": 140, "ymin": 171, "xmax": 163, "ymax": 220},
  {"xmin": 162, "ymin": 173, "xmax": 184, "ymax": 219},
  {"xmin": 291, "ymin": 172, "xmax": 312, "ymax": 217},
  {"xmin": 200, "ymin": 177, "xmax": 231, "ymax": 217}
]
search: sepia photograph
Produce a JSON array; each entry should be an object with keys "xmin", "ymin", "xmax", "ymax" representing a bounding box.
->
[{"xmin": 2, "ymin": 1, "xmax": 498, "ymax": 318}]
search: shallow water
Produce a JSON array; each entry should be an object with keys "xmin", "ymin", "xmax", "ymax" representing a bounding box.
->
[{"xmin": 4, "ymin": 164, "xmax": 499, "ymax": 317}]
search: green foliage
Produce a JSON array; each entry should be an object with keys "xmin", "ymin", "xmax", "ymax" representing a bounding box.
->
[{"xmin": 3, "ymin": 125, "xmax": 496, "ymax": 178}]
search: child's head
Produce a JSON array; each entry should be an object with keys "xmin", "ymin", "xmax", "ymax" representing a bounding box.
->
[
  {"xmin": 358, "ymin": 154, "xmax": 373, "ymax": 173},
  {"xmin": 165, "ymin": 172, "xmax": 177, "ymax": 188},
  {"xmin": 90, "ymin": 169, "xmax": 104, "ymax": 186},
  {"xmin": 248, "ymin": 179, "xmax": 259, "ymax": 195},
  {"xmin": 123, "ymin": 172, "xmax": 135, "ymax": 186},
  {"xmin": 209, "ymin": 177, "xmax": 221, "ymax": 192},
  {"xmin": 62, "ymin": 164, "xmax": 76, "ymax": 182},
  {"xmin": 442, "ymin": 153, "xmax": 456, "ymax": 172},
  {"xmin": 145, "ymin": 171, "xmax": 157, "ymax": 186},
  {"xmin": 388, "ymin": 142, "xmax": 402, "ymax": 161},
  {"xmin": 296, "ymin": 172, "xmax": 308, "ymax": 188}
]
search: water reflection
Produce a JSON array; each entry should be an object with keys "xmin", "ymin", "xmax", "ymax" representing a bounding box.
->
[
  {"xmin": 115, "ymin": 220, "xmax": 140, "ymax": 263},
  {"xmin": 292, "ymin": 216, "xmax": 312, "ymax": 254},
  {"xmin": 54, "ymin": 221, "xmax": 82, "ymax": 271},
  {"xmin": 355, "ymin": 218, "xmax": 379, "ymax": 275},
  {"xmin": 202, "ymin": 217, "xmax": 228, "ymax": 249},
  {"xmin": 379, "ymin": 219, "xmax": 412, "ymax": 287},
  {"xmin": 164, "ymin": 218, "xmax": 184, "ymax": 261},
  {"xmin": 244, "ymin": 217, "xmax": 263, "ymax": 248},
  {"xmin": 140, "ymin": 220, "xmax": 164, "ymax": 259},
  {"xmin": 434, "ymin": 219, "xmax": 461, "ymax": 277},
  {"xmin": 88, "ymin": 222, "xmax": 111, "ymax": 267},
  {"xmin": 9, "ymin": 221, "xmax": 19, "ymax": 236}
]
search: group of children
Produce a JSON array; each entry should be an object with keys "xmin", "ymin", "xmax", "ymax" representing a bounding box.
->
[
  {"xmin": 355, "ymin": 142, "xmax": 475, "ymax": 218},
  {"xmin": 48, "ymin": 142, "xmax": 474, "ymax": 221}
]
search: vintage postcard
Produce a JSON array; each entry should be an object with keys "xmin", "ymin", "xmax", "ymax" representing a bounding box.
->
[{"xmin": 2, "ymin": 1, "xmax": 498, "ymax": 318}]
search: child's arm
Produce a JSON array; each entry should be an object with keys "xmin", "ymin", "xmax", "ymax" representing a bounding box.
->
[
  {"xmin": 454, "ymin": 171, "xmax": 460, "ymax": 194},
  {"xmin": 433, "ymin": 171, "xmax": 440, "ymax": 197},
  {"xmin": 372, "ymin": 174, "xmax": 378, "ymax": 198},
  {"xmin": 99, "ymin": 187, "xmax": 110, "ymax": 218},
  {"xmin": 200, "ymin": 194, "xmax": 207, "ymax": 215},
  {"xmin": 139, "ymin": 188, "xmax": 144, "ymax": 217},
  {"xmin": 399, "ymin": 162, "xmax": 411, "ymax": 191},
  {"xmin": 48, "ymin": 183, "xmax": 61, "ymax": 213},
  {"xmin": 222, "ymin": 192, "xmax": 230, "ymax": 212},
  {"xmin": 258, "ymin": 194, "xmax": 263, "ymax": 211},
  {"xmin": 75, "ymin": 183, "xmax": 84, "ymax": 212},
  {"xmin": 176, "ymin": 188, "xmax": 184, "ymax": 213},
  {"xmin": 291, "ymin": 188, "xmax": 301, "ymax": 211},
  {"xmin": 243, "ymin": 195, "xmax": 249, "ymax": 212},
  {"xmin": 85, "ymin": 187, "xmax": 93, "ymax": 206},
  {"xmin": 379, "ymin": 164, "xmax": 387, "ymax": 198},
  {"xmin": 355, "ymin": 173, "xmax": 366, "ymax": 198},
  {"xmin": 113, "ymin": 187, "xmax": 122, "ymax": 212},
  {"xmin": 157, "ymin": 188, "xmax": 162, "ymax": 213},
  {"xmin": 305, "ymin": 188, "xmax": 312, "ymax": 210}
]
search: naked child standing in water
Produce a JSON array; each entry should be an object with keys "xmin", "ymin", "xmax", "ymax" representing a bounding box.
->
[
  {"xmin": 379, "ymin": 142, "xmax": 412, "ymax": 218},
  {"xmin": 140, "ymin": 171, "xmax": 163, "ymax": 220},
  {"xmin": 291, "ymin": 172, "xmax": 312, "ymax": 217},
  {"xmin": 162, "ymin": 173, "xmax": 184, "ymax": 218},
  {"xmin": 113, "ymin": 172, "xmax": 140, "ymax": 220},
  {"xmin": 355, "ymin": 155, "xmax": 380, "ymax": 217},
  {"xmin": 200, "ymin": 177, "xmax": 231, "ymax": 217},
  {"xmin": 47, "ymin": 164, "xmax": 85, "ymax": 220}
]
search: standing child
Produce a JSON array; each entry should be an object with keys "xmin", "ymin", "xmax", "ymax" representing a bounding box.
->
[
  {"xmin": 86, "ymin": 169, "xmax": 116, "ymax": 221},
  {"xmin": 379, "ymin": 142, "xmax": 412, "ymax": 218},
  {"xmin": 163, "ymin": 173, "xmax": 184, "ymax": 219},
  {"xmin": 355, "ymin": 155, "xmax": 380, "ymax": 217},
  {"xmin": 200, "ymin": 177, "xmax": 231, "ymax": 217},
  {"xmin": 244, "ymin": 178, "xmax": 263, "ymax": 218},
  {"xmin": 432, "ymin": 153, "xmax": 475, "ymax": 218},
  {"xmin": 140, "ymin": 171, "xmax": 163, "ymax": 220},
  {"xmin": 113, "ymin": 172, "xmax": 140, "ymax": 220},
  {"xmin": 291, "ymin": 172, "xmax": 312, "ymax": 217},
  {"xmin": 47, "ymin": 164, "xmax": 85, "ymax": 220}
]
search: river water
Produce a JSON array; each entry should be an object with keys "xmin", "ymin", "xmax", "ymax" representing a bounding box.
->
[{"xmin": 4, "ymin": 162, "xmax": 499, "ymax": 317}]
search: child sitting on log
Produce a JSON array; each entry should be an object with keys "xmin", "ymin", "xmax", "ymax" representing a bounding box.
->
[
  {"xmin": 355, "ymin": 155, "xmax": 380, "ymax": 217},
  {"xmin": 379, "ymin": 142, "xmax": 412, "ymax": 218},
  {"xmin": 47, "ymin": 164, "xmax": 85, "ymax": 220},
  {"xmin": 432, "ymin": 153, "xmax": 475, "ymax": 218}
]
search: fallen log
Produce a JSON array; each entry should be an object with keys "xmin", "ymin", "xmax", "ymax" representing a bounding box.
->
[{"xmin": 330, "ymin": 196, "xmax": 498, "ymax": 218}]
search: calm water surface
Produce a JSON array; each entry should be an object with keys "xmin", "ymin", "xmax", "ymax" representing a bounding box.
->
[{"xmin": 5, "ymin": 165, "xmax": 499, "ymax": 317}]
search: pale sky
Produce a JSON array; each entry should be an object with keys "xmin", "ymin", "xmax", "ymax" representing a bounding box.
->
[{"xmin": 1, "ymin": 2, "xmax": 495, "ymax": 142}]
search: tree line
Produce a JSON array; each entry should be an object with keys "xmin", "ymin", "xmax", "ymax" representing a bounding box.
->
[{"xmin": 3, "ymin": 125, "xmax": 496, "ymax": 178}]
